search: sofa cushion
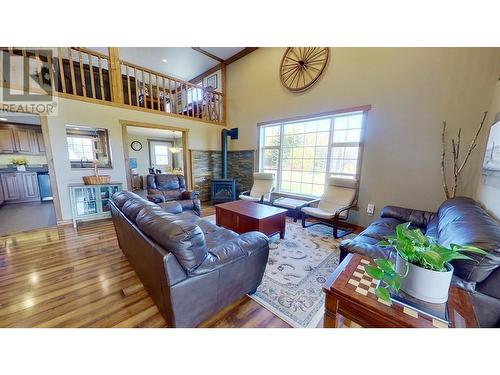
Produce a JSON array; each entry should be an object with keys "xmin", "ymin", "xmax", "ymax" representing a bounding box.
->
[
  {"xmin": 112, "ymin": 191, "xmax": 136, "ymax": 208},
  {"xmin": 437, "ymin": 197, "xmax": 500, "ymax": 283},
  {"xmin": 358, "ymin": 217, "xmax": 401, "ymax": 241},
  {"xmin": 158, "ymin": 201, "xmax": 183, "ymax": 214},
  {"xmin": 156, "ymin": 174, "xmax": 180, "ymax": 190},
  {"xmin": 205, "ymin": 227, "xmax": 239, "ymax": 250},
  {"xmin": 136, "ymin": 207, "xmax": 208, "ymax": 273}
]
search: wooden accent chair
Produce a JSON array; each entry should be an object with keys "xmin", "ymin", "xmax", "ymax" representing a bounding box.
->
[
  {"xmin": 239, "ymin": 172, "xmax": 276, "ymax": 204},
  {"xmin": 301, "ymin": 177, "xmax": 359, "ymax": 238}
]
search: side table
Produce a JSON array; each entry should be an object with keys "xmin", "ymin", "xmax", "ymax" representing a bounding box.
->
[{"xmin": 323, "ymin": 253, "xmax": 478, "ymax": 328}]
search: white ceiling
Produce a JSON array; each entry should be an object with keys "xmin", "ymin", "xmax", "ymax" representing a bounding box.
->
[
  {"xmin": 88, "ymin": 47, "xmax": 245, "ymax": 81},
  {"xmin": 126, "ymin": 126, "xmax": 183, "ymax": 139}
]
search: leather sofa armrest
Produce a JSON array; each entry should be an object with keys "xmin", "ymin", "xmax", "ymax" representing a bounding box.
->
[
  {"xmin": 380, "ymin": 205, "xmax": 436, "ymax": 228},
  {"xmin": 147, "ymin": 194, "xmax": 165, "ymax": 203},
  {"xmin": 181, "ymin": 190, "xmax": 199, "ymax": 200},
  {"xmin": 192, "ymin": 232, "xmax": 269, "ymax": 275}
]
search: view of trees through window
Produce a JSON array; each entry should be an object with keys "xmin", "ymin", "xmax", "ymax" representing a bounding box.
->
[{"xmin": 259, "ymin": 111, "xmax": 365, "ymax": 196}]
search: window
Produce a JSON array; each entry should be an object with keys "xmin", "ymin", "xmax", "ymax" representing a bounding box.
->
[
  {"xmin": 149, "ymin": 140, "xmax": 172, "ymax": 170},
  {"xmin": 65, "ymin": 126, "xmax": 112, "ymax": 169},
  {"xmin": 259, "ymin": 109, "xmax": 367, "ymax": 196},
  {"xmin": 188, "ymin": 83, "xmax": 203, "ymax": 104},
  {"xmin": 67, "ymin": 136, "xmax": 95, "ymax": 161},
  {"xmin": 153, "ymin": 144, "xmax": 169, "ymax": 165}
]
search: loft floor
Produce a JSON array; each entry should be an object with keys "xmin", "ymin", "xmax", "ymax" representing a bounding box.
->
[{"xmin": 0, "ymin": 205, "xmax": 290, "ymax": 328}]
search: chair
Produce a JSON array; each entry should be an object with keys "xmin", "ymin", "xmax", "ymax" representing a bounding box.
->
[
  {"xmin": 239, "ymin": 173, "xmax": 275, "ymax": 203},
  {"xmin": 301, "ymin": 177, "xmax": 359, "ymax": 238},
  {"xmin": 146, "ymin": 173, "xmax": 201, "ymax": 215}
]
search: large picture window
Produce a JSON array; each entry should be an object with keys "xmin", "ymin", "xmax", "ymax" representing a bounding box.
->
[{"xmin": 259, "ymin": 109, "xmax": 368, "ymax": 196}]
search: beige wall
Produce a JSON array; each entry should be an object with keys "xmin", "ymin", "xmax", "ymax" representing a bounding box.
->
[
  {"xmin": 226, "ymin": 48, "xmax": 500, "ymax": 226},
  {"xmin": 474, "ymin": 80, "xmax": 500, "ymax": 220},
  {"xmin": 41, "ymin": 97, "xmax": 221, "ymax": 221},
  {"xmin": 0, "ymin": 154, "xmax": 47, "ymax": 165}
]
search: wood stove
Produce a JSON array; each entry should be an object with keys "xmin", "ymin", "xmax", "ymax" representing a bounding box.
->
[{"xmin": 211, "ymin": 128, "xmax": 238, "ymax": 204}]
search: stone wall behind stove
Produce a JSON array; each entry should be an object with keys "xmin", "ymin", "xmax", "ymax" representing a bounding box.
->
[{"xmin": 191, "ymin": 150, "xmax": 255, "ymax": 202}]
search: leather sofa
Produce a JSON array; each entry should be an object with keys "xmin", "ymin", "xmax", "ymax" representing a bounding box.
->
[
  {"xmin": 110, "ymin": 190, "xmax": 269, "ymax": 327},
  {"xmin": 340, "ymin": 197, "xmax": 500, "ymax": 327},
  {"xmin": 146, "ymin": 173, "xmax": 201, "ymax": 216}
]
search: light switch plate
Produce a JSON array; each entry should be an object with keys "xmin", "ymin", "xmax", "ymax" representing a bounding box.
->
[{"xmin": 367, "ymin": 203, "xmax": 375, "ymax": 216}]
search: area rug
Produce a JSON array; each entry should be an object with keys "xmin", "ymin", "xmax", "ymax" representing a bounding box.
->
[{"xmin": 203, "ymin": 214, "xmax": 352, "ymax": 328}]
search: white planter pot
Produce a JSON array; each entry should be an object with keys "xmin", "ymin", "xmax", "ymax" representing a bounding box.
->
[
  {"xmin": 395, "ymin": 255, "xmax": 453, "ymax": 304},
  {"xmin": 16, "ymin": 165, "xmax": 26, "ymax": 171}
]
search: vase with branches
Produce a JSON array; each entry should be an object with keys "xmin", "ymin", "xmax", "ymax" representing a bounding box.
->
[{"xmin": 441, "ymin": 112, "xmax": 487, "ymax": 199}]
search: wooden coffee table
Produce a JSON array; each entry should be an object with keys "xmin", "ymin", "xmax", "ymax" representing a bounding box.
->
[
  {"xmin": 215, "ymin": 200, "xmax": 287, "ymax": 239},
  {"xmin": 323, "ymin": 253, "xmax": 478, "ymax": 328}
]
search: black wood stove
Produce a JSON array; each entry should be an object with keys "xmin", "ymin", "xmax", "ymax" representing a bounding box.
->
[{"xmin": 211, "ymin": 128, "xmax": 238, "ymax": 204}]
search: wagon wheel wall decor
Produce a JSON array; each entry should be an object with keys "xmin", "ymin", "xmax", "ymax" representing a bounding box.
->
[{"xmin": 280, "ymin": 47, "xmax": 329, "ymax": 92}]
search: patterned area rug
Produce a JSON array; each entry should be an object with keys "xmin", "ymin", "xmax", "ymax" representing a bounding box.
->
[{"xmin": 204, "ymin": 215, "xmax": 352, "ymax": 328}]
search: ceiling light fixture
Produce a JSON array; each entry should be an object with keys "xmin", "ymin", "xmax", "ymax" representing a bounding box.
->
[{"xmin": 162, "ymin": 59, "xmax": 167, "ymax": 63}]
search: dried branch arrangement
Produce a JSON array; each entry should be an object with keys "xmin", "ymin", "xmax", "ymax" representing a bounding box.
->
[{"xmin": 441, "ymin": 112, "xmax": 487, "ymax": 199}]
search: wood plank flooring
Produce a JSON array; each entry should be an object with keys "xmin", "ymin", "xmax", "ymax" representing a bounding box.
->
[{"xmin": 0, "ymin": 203, "xmax": 290, "ymax": 328}]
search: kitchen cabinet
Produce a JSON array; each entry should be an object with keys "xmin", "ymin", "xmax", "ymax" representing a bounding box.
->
[
  {"xmin": 0, "ymin": 128, "xmax": 16, "ymax": 153},
  {"xmin": 0, "ymin": 125, "xmax": 45, "ymax": 155},
  {"xmin": 0, "ymin": 172, "xmax": 41, "ymax": 203}
]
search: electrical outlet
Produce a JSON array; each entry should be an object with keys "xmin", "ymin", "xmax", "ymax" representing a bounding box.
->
[{"xmin": 367, "ymin": 203, "xmax": 375, "ymax": 216}]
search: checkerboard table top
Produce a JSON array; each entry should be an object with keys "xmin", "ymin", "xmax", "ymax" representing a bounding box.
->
[{"xmin": 326, "ymin": 254, "xmax": 477, "ymax": 328}]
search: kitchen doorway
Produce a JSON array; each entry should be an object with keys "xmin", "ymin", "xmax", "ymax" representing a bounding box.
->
[{"xmin": 0, "ymin": 111, "xmax": 60, "ymax": 235}]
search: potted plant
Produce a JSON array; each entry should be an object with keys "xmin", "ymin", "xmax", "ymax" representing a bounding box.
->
[
  {"xmin": 364, "ymin": 222, "xmax": 487, "ymax": 304},
  {"xmin": 11, "ymin": 157, "xmax": 28, "ymax": 172}
]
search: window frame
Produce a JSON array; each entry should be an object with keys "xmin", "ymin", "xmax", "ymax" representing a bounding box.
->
[
  {"xmin": 257, "ymin": 106, "xmax": 370, "ymax": 197},
  {"xmin": 67, "ymin": 135, "xmax": 96, "ymax": 162}
]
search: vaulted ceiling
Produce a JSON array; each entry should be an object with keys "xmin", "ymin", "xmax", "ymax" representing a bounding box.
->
[{"xmin": 88, "ymin": 47, "xmax": 247, "ymax": 81}]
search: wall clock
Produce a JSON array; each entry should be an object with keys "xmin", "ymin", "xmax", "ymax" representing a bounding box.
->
[
  {"xmin": 131, "ymin": 141, "xmax": 142, "ymax": 151},
  {"xmin": 279, "ymin": 47, "xmax": 329, "ymax": 92}
]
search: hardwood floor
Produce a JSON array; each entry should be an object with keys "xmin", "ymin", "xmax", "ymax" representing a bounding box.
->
[{"xmin": 0, "ymin": 203, "xmax": 290, "ymax": 328}]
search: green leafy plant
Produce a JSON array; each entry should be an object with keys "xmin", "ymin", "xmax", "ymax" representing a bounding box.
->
[
  {"xmin": 364, "ymin": 222, "xmax": 487, "ymax": 303},
  {"xmin": 11, "ymin": 157, "xmax": 28, "ymax": 166}
]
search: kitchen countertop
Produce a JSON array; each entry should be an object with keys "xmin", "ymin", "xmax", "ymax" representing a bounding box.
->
[{"xmin": 0, "ymin": 166, "xmax": 49, "ymax": 173}]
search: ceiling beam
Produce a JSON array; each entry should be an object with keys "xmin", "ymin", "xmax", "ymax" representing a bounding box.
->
[
  {"xmin": 188, "ymin": 48, "xmax": 259, "ymax": 83},
  {"xmin": 191, "ymin": 47, "xmax": 225, "ymax": 62},
  {"xmin": 224, "ymin": 47, "xmax": 258, "ymax": 65}
]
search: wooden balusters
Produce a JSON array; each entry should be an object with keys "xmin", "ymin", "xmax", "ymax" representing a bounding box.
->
[{"xmin": 98, "ymin": 56, "xmax": 105, "ymax": 100}]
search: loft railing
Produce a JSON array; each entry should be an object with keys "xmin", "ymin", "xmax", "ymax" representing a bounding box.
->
[
  {"xmin": 119, "ymin": 59, "xmax": 224, "ymax": 123},
  {"xmin": 0, "ymin": 47, "xmax": 225, "ymax": 125}
]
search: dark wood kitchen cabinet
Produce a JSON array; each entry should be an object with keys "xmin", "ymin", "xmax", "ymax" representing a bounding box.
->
[
  {"xmin": 0, "ymin": 124, "xmax": 45, "ymax": 155},
  {"xmin": 0, "ymin": 172, "xmax": 40, "ymax": 203}
]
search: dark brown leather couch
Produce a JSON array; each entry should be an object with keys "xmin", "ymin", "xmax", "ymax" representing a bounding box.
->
[
  {"xmin": 110, "ymin": 190, "xmax": 269, "ymax": 327},
  {"xmin": 340, "ymin": 197, "xmax": 500, "ymax": 327},
  {"xmin": 146, "ymin": 173, "xmax": 201, "ymax": 216}
]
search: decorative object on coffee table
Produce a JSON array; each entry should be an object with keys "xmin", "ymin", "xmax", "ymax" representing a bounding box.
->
[
  {"xmin": 364, "ymin": 222, "xmax": 487, "ymax": 304},
  {"xmin": 323, "ymin": 253, "xmax": 478, "ymax": 328},
  {"xmin": 216, "ymin": 200, "xmax": 287, "ymax": 239}
]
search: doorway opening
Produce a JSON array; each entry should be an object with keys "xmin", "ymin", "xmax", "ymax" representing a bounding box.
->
[
  {"xmin": 0, "ymin": 112, "xmax": 57, "ymax": 235},
  {"xmin": 121, "ymin": 121, "xmax": 189, "ymax": 199}
]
